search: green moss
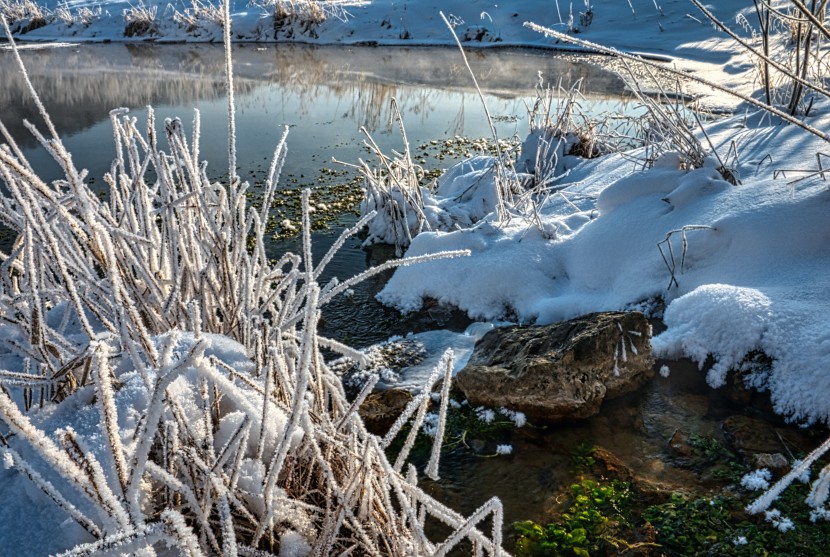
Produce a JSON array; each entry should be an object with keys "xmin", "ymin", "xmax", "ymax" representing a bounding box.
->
[
  {"xmin": 515, "ymin": 455, "xmax": 830, "ymax": 557},
  {"xmin": 515, "ymin": 479, "xmax": 632, "ymax": 557},
  {"xmin": 643, "ymin": 493, "xmax": 734, "ymax": 553},
  {"xmin": 687, "ymin": 433, "xmax": 735, "ymax": 463},
  {"xmin": 644, "ymin": 482, "xmax": 830, "ymax": 556},
  {"xmin": 570, "ymin": 442, "xmax": 597, "ymax": 471}
]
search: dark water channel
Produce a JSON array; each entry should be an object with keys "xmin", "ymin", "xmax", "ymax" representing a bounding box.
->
[{"xmin": 3, "ymin": 42, "xmax": 805, "ymax": 544}]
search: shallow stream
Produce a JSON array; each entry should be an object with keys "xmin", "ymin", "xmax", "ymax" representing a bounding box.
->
[
  {"xmin": 3, "ymin": 42, "xmax": 813, "ymax": 544},
  {"xmin": 2, "ymin": 42, "xmax": 634, "ymax": 347}
]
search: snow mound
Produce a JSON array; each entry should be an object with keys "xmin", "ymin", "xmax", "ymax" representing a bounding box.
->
[{"xmin": 652, "ymin": 284, "xmax": 772, "ymax": 388}]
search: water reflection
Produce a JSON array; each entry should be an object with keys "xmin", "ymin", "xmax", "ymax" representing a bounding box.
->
[{"xmin": 1, "ymin": 43, "xmax": 629, "ymax": 150}]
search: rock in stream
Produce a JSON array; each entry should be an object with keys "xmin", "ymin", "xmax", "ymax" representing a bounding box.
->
[{"xmin": 455, "ymin": 311, "xmax": 654, "ymax": 421}]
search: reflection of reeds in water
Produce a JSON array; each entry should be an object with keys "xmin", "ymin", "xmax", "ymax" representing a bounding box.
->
[
  {"xmin": 0, "ymin": 45, "xmax": 417, "ymax": 142},
  {"xmin": 2, "ymin": 43, "xmax": 631, "ymax": 148},
  {"xmin": 251, "ymin": 51, "xmax": 450, "ymax": 134},
  {"xmin": 0, "ymin": 45, "xmax": 258, "ymax": 146},
  {"xmin": 446, "ymin": 97, "xmax": 467, "ymax": 137},
  {"xmin": 348, "ymin": 81, "xmax": 401, "ymax": 132}
]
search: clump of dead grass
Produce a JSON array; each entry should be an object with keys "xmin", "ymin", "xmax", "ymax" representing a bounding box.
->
[
  {"xmin": 0, "ymin": 0, "xmax": 47, "ymax": 33},
  {"xmin": 124, "ymin": 3, "xmax": 159, "ymax": 37},
  {"xmin": 172, "ymin": 0, "xmax": 224, "ymax": 34},
  {"xmin": 0, "ymin": 8, "xmax": 511, "ymax": 556}
]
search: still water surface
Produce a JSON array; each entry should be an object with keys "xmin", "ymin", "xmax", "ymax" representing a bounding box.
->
[{"xmin": 4, "ymin": 43, "xmax": 629, "ymax": 184}]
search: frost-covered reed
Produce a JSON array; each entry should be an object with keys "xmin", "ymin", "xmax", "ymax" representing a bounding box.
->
[
  {"xmin": 524, "ymin": 21, "xmax": 830, "ymax": 145},
  {"xmin": 705, "ymin": 0, "xmax": 829, "ymax": 115},
  {"xmin": 172, "ymin": 0, "xmax": 224, "ymax": 34},
  {"xmin": 0, "ymin": 8, "xmax": 507, "ymax": 556},
  {"xmin": 350, "ymin": 99, "xmax": 432, "ymax": 255},
  {"xmin": 0, "ymin": 0, "xmax": 45, "ymax": 32},
  {"xmin": 268, "ymin": 0, "xmax": 365, "ymax": 25}
]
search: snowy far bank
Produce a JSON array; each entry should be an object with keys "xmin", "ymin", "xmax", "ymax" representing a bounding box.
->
[{"xmin": 4, "ymin": 0, "xmax": 763, "ymax": 106}]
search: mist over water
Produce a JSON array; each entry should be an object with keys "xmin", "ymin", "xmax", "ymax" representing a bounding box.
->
[{"xmin": 2, "ymin": 43, "xmax": 630, "ymax": 177}]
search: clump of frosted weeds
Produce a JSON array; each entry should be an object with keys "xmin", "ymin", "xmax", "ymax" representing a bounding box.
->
[
  {"xmin": 269, "ymin": 0, "xmax": 366, "ymax": 28},
  {"xmin": 54, "ymin": 4, "xmax": 101, "ymax": 27},
  {"xmin": 123, "ymin": 2, "xmax": 159, "ymax": 37},
  {"xmin": 352, "ymin": 99, "xmax": 432, "ymax": 255},
  {"xmin": 172, "ymin": 0, "xmax": 224, "ymax": 34},
  {"xmin": 247, "ymin": 0, "xmax": 367, "ymax": 39},
  {"xmin": 0, "ymin": 10, "xmax": 508, "ymax": 557},
  {"xmin": 0, "ymin": 0, "xmax": 47, "ymax": 33},
  {"xmin": 519, "ymin": 77, "xmax": 610, "ymax": 190}
]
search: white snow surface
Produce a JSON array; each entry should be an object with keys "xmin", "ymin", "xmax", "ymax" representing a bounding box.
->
[
  {"xmin": 379, "ymin": 112, "xmax": 830, "ymax": 425},
  {"xmin": 341, "ymin": 322, "xmax": 495, "ymax": 391}
]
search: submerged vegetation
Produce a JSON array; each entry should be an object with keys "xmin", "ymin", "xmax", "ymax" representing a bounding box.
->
[
  {"xmin": 515, "ymin": 444, "xmax": 830, "ymax": 557},
  {"xmin": 515, "ymin": 479, "xmax": 634, "ymax": 557}
]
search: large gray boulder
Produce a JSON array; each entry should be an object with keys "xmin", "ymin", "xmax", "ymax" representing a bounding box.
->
[{"xmin": 455, "ymin": 312, "xmax": 654, "ymax": 421}]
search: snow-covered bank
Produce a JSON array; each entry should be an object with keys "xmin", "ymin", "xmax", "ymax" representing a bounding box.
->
[
  {"xmin": 375, "ymin": 109, "xmax": 830, "ymax": 425},
  {"xmin": 4, "ymin": 0, "xmax": 762, "ymax": 105}
]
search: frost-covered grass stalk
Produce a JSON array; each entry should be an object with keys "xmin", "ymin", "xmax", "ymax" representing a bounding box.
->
[
  {"xmin": 440, "ymin": 10, "xmax": 519, "ymax": 223},
  {"xmin": 746, "ymin": 435, "xmax": 830, "ymax": 520},
  {"xmin": 524, "ymin": 21, "xmax": 830, "ymax": 145},
  {"xmin": 351, "ymin": 99, "xmax": 432, "ymax": 255},
  {"xmin": 0, "ymin": 11, "xmax": 507, "ymax": 556},
  {"xmin": 703, "ymin": 0, "xmax": 830, "ymax": 115}
]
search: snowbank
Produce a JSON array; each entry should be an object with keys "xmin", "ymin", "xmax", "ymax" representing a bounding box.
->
[{"xmin": 377, "ymin": 109, "xmax": 830, "ymax": 424}]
